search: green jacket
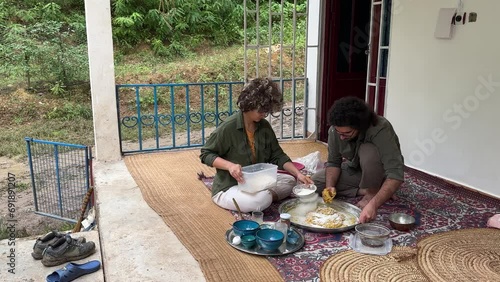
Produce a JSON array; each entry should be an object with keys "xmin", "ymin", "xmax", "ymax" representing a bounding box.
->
[
  {"xmin": 326, "ymin": 116, "xmax": 404, "ymax": 181},
  {"xmin": 200, "ymin": 111, "xmax": 291, "ymax": 195}
]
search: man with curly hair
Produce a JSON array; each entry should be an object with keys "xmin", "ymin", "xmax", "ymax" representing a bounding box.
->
[
  {"xmin": 311, "ymin": 96, "xmax": 404, "ymax": 223},
  {"xmin": 200, "ymin": 77, "xmax": 313, "ymax": 212}
]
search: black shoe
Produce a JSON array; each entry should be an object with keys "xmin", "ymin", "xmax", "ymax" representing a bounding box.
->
[
  {"xmin": 32, "ymin": 231, "xmax": 85, "ymax": 260},
  {"xmin": 41, "ymin": 235, "xmax": 95, "ymax": 267}
]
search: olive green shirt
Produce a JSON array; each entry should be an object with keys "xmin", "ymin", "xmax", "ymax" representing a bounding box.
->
[
  {"xmin": 326, "ymin": 116, "xmax": 404, "ymax": 181},
  {"xmin": 200, "ymin": 112, "xmax": 292, "ymax": 196}
]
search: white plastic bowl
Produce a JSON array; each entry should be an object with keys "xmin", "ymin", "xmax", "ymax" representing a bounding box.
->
[{"xmin": 293, "ymin": 184, "xmax": 318, "ymax": 203}]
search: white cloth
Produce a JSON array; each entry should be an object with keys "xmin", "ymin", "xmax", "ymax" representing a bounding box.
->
[{"xmin": 212, "ymin": 173, "xmax": 296, "ymax": 212}]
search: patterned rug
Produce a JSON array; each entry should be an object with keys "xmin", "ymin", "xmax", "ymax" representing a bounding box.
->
[{"xmin": 198, "ymin": 168, "xmax": 500, "ymax": 282}]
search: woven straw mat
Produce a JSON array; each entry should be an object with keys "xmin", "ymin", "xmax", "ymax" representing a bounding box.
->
[
  {"xmin": 320, "ymin": 246, "xmax": 429, "ymax": 282},
  {"xmin": 124, "ymin": 140, "xmax": 327, "ymax": 282},
  {"xmin": 417, "ymin": 228, "xmax": 500, "ymax": 282}
]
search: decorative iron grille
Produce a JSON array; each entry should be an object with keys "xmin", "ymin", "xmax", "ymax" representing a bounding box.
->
[{"xmin": 116, "ymin": 79, "xmax": 308, "ymax": 154}]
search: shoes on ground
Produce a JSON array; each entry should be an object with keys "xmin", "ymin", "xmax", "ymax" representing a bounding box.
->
[
  {"xmin": 41, "ymin": 235, "xmax": 95, "ymax": 267},
  {"xmin": 32, "ymin": 231, "xmax": 85, "ymax": 260}
]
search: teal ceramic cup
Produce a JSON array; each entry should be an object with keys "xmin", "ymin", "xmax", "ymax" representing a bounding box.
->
[{"xmin": 240, "ymin": 234, "xmax": 256, "ymax": 248}]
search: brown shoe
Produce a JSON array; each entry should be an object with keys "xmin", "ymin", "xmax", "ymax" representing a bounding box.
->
[
  {"xmin": 32, "ymin": 231, "xmax": 85, "ymax": 260},
  {"xmin": 41, "ymin": 235, "xmax": 95, "ymax": 267}
]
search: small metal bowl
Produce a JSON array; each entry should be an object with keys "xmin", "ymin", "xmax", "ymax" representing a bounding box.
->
[
  {"xmin": 355, "ymin": 223, "xmax": 390, "ymax": 247},
  {"xmin": 388, "ymin": 213, "xmax": 416, "ymax": 231}
]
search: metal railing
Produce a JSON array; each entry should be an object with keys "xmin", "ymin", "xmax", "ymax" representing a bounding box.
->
[
  {"xmin": 25, "ymin": 138, "xmax": 91, "ymax": 223},
  {"xmin": 116, "ymin": 78, "xmax": 308, "ymax": 154}
]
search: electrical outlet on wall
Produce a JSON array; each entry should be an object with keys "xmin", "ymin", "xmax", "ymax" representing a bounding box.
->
[{"xmin": 453, "ymin": 12, "xmax": 467, "ymax": 25}]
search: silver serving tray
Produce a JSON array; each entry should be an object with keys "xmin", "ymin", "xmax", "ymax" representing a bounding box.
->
[
  {"xmin": 278, "ymin": 198, "xmax": 361, "ymax": 233},
  {"xmin": 225, "ymin": 227, "xmax": 305, "ymax": 256}
]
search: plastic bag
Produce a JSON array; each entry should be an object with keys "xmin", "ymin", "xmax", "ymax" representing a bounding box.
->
[
  {"xmin": 487, "ymin": 214, "xmax": 500, "ymax": 229},
  {"xmin": 293, "ymin": 151, "xmax": 321, "ymax": 174}
]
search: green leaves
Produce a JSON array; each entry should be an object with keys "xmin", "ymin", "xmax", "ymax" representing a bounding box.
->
[
  {"xmin": 42, "ymin": 2, "xmax": 62, "ymax": 21},
  {"xmin": 111, "ymin": 0, "xmax": 244, "ymax": 52}
]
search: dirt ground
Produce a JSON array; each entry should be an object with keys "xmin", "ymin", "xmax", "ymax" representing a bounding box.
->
[{"xmin": 0, "ymin": 156, "xmax": 69, "ymax": 238}]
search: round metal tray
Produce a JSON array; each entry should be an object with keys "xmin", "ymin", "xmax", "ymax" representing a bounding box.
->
[
  {"xmin": 225, "ymin": 227, "xmax": 305, "ymax": 256},
  {"xmin": 278, "ymin": 198, "xmax": 361, "ymax": 233}
]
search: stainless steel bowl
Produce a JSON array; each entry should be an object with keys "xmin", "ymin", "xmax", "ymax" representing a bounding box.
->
[
  {"xmin": 278, "ymin": 198, "xmax": 361, "ymax": 233},
  {"xmin": 388, "ymin": 213, "xmax": 416, "ymax": 231},
  {"xmin": 355, "ymin": 223, "xmax": 390, "ymax": 247}
]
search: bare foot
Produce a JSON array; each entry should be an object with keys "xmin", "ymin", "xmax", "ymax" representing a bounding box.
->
[
  {"xmin": 357, "ymin": 192, "xmax": 398, "ymax": 208},
  {"xmin": 357, "ymin": 188, "xmax": 368, "ymax": 196},
  {"xmin": 357, "ymin": 193, "xmax": 375, "ymax": 208}
]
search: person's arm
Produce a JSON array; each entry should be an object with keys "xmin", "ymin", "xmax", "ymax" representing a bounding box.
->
[
  {"xmin": 325, "ymin": 166, "xmax": 341, "ymax": 187},
  {"xmin": 359, "ymin": 121, "xmax": 405, "ymax": 223},
  {"xmin": 283, "ymin": 162, "xmax": 313, "ymax": 184},
  {"xmin": 359, "ymin": 178, "xmax": 402, "ymax": 223},
  {"xmin": 324, "ymin": 126, "xmax": 343, "ymax": 193},
  {"xmin": 211, "ymin": 157, "xmax": 244, "ymax": 183}
]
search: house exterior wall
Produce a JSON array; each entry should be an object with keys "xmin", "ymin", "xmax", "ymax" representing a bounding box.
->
[{"xmin": 386, "ymin": 0, "xmax": 500, "ymax": 197}]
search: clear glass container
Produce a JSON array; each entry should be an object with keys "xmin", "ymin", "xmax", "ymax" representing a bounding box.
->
[{"xmin": 279, "ymin": 213, "xmax": 291, "ymax": 229}]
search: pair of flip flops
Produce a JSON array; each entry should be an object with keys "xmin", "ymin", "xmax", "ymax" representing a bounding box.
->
[{"xmin": 46, "ymin": 260, "xmax": 101, "ymax": 282}]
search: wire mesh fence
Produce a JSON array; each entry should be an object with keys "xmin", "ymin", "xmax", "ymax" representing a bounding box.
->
[{"xmin": 25, "ymin": 138, "xmax": 91, "ymax": 223}]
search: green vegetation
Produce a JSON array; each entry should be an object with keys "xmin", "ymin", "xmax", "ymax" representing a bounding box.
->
[{"xmin": 0, "ymin": 0, "xmax": 307, "ymax": 157}]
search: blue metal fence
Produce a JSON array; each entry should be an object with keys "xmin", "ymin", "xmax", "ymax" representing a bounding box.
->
[
  {"xmin": 116, "ymin": 78, "xmax": 308, "ymax": 154},
  {"xmin": 25, "ymin": 138, "xmax": 91, "ymax": 223}
]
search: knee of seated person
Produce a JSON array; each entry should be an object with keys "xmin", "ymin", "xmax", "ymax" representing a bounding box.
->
[
  {"xmin": 239, "ymin": 195, "xmax": 272, "ymax": 213},
  {"xmin": 359, "ymin": 143, "xmax": 381, "ymax": 166},
  {"xmin": 277, "ymin": 175, "xmax": 296, "ymax": 188}
]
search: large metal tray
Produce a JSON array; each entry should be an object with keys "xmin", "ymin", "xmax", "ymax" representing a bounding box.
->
[
  {"xmin": 278, "ymin": 198, "xmax": 361, "ymax": 233},
  {"xmin": 225, "ymin": 226, "xmax": 305, "ymax": 256}
]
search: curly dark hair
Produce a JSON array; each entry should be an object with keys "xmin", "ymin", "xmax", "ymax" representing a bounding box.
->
[
  {"xmin": 328, "ymin": 96, "xmax": 378, "ymax": 131},
  {"xmin": 236, "ymin": 77, "xmax": 283, "ymax": 113}
]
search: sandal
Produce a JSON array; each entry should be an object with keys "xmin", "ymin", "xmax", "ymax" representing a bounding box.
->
[{"xmin": 46, "ymin": 260, "xmax": 101, "ymax": 282}]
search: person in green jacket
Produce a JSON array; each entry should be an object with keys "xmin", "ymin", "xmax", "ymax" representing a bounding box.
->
[
  {"xmin": 200, "ymin": 77, "xmax": 313, "ymax": 212},
  {"xmin": 311, "ymin": 96, "xmax": 404, "ymax": 223}
]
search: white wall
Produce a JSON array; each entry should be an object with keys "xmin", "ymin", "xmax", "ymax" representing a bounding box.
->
[{"xmin": 386, "ymin": 0, "xmax": 500, "ymax": 197}]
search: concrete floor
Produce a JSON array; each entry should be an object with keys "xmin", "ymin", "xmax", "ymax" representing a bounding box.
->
[
  {"xmin": 0, "ymin": 160, "xmax": 205, "ymax": 281},
  {"xmin": 94, "ymin": 160, "xmax": 205, "ymax": 281},
  {"xmin": 0, "ymin": 230, "xmax": 103, "ymax": 282}
]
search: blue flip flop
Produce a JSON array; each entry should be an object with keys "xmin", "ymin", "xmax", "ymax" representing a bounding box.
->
[{"xmin": 46, "ymin": 260, "xmax": 101, "ymax": 282}]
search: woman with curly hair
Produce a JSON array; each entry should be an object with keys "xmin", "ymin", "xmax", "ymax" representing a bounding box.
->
[
  {"xmin": 311, "ymin": 96, "xmax": 404, "ymax": 223},
  {"xmin": 200, "ymin": 77, "xmax": 313, "ymax": 212}
]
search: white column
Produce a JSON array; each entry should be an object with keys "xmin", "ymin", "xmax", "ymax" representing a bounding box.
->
[
  {"xmin": 84, "ymin": 0, "xmax": 121, "ymax": 161},
  {"xmin": 306, "ymin": 0, "xmax": 322, "ymax": 136}
]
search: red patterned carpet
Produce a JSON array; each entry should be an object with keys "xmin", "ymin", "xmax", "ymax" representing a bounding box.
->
[{"xmin": 199, "ymin": 167, "xmax": 500, "ymax": 282}]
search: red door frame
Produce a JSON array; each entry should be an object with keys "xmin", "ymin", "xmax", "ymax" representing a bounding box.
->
[{"xmin": 318, "ymin": 0, "xmax": 371, "ymax": 142}]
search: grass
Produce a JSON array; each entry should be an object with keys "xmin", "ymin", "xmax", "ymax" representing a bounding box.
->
[
  {"xmin": 114, "ymin": 45, "xmax": 247, "ymax": 84},
  {"xmin": 0, "ymin": 44, "xmax": 305, "ymax": 158},
  {"xmin": 16, "ymin": 182, "xmax": 31, "ymax": 192},
  {"xmin": 0, "ymin": 118, "xmax": 94, "ymax": 158}
]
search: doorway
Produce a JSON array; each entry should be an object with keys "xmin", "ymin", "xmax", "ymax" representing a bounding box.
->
[{"xmin": 318, "ymin": 0, "xmax": 392, "ymax": 142}]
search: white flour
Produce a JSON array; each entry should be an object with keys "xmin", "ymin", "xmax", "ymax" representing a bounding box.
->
[{"xmin": 239, "ymin": 174, "xmax": 277, "ymax": 192}]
